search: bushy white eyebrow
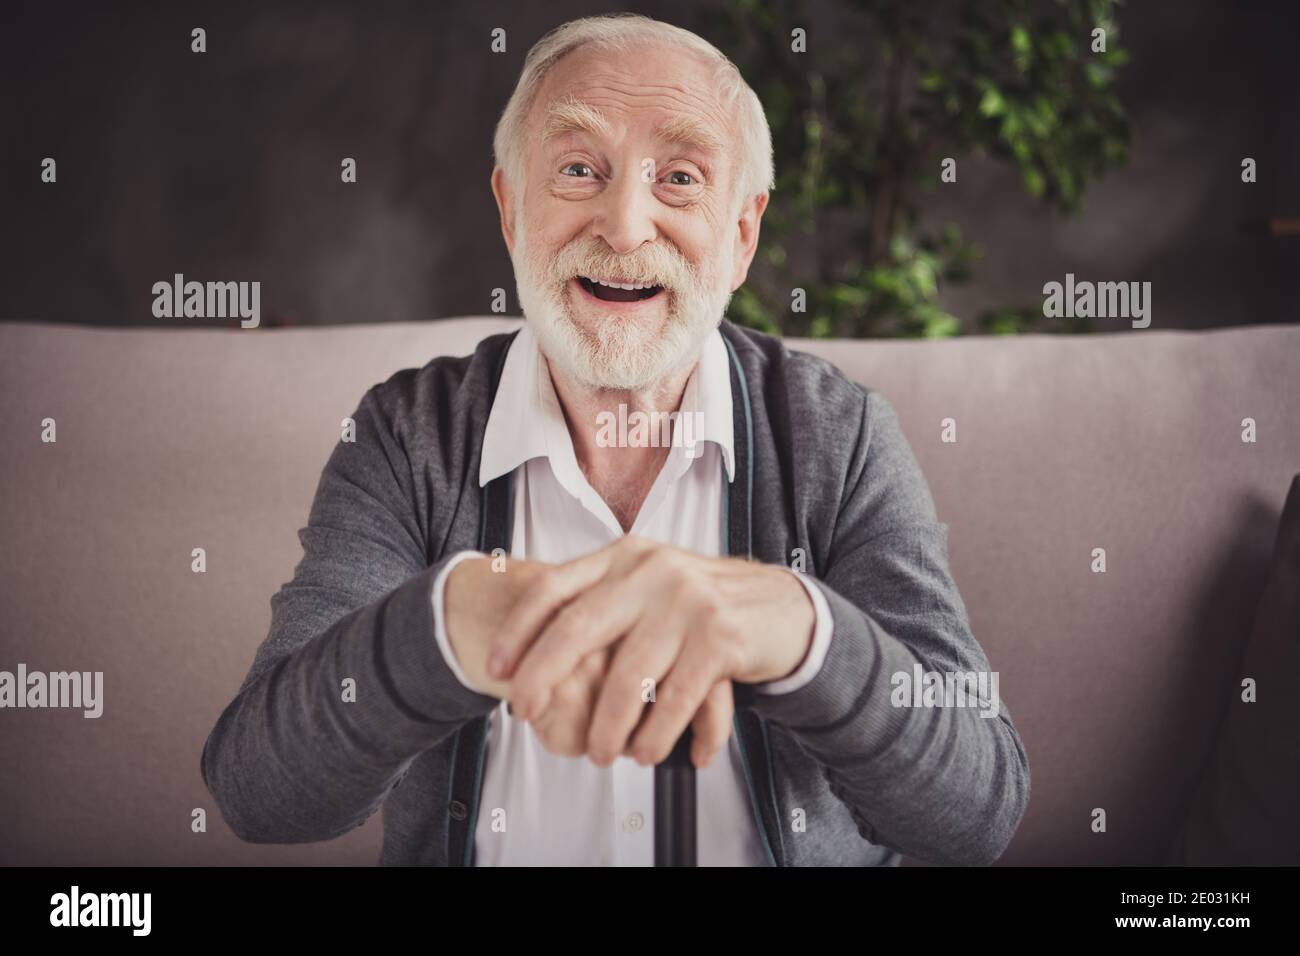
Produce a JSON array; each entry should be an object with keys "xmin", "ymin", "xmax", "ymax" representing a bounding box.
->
[
  {"xmin": 540, "ymin": 96, "xmax": 614, "ymax": 143},
  {"xmin": 652, "ymin": 113, "xmax": 725, "ymax": 155}
]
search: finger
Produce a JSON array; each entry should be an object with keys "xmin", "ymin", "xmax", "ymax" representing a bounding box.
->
[
  {"xmin": 488, "ymin": 547, "xmax": 616, "ymax": 680},
  {"xmin": 527, "ymin": 693, "xmax": 571, "ymax": 754},
  {"xmin": 510, "ymin": 565, "xmax": 659, "ymax": 723},
  {"xmin": 585, "ymin": 614, "xmax": 685, "ymax": 766},
  {"xmin": 628, "ymin": 637, "xmax": 725, "ymax": 766},
  {"xmin": 516, "ymin": 646, "xmax": 607, "ymax": 730},
  {"xmin": 689, "ymin": 680, "xmax": 734, "ymax": 769},
  {"xmin": 525, "ymin": 651, "xmax": 606, "ymax": 757}
]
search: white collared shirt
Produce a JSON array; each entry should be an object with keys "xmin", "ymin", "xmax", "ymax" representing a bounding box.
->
[{"xmin": 431, "ymin": 322, "xmax": 831, "ymax": 866}]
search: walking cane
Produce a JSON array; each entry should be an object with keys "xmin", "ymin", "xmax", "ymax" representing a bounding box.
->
[
  {"xmin": 654, "ymin": 726, "xmax": 696, "ymax": 866},
  {"xmin": 654, "ymin": 683, "xmax": 755, "ymax": 867}
]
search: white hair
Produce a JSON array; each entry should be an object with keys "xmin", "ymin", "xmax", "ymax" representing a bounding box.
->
[{"xmin": 492, "ymin": 13, "xmax": 774, "ymax": 220}]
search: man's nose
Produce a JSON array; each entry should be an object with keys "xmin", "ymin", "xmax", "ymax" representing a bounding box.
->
[{"xmin": 591, "ymin": 162, "xmax": 658, "ymax": 255}]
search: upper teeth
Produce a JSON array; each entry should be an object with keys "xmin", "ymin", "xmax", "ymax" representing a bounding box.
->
[{"xmin": 582, "ymin": 276, "xmax": 658, "ymax": 290}]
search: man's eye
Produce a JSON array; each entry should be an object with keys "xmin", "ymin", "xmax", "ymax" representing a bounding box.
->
[
  {"xmin": 561, "ymin": 163, "xmax": 594, "ymax": 178},
  {"xmin": 665, "ymin": 170, "xmax": 696, "ymax": 186}
]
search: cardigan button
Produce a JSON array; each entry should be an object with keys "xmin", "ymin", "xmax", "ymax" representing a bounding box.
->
[{"xmin": 448, "ymin": 799, "xmax": 469, "ymax": 821}]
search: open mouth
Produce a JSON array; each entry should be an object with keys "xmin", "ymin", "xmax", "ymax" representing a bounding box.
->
[{"xmin": 575, "ymin": 275, "xmax": 664, "ymax": 303}]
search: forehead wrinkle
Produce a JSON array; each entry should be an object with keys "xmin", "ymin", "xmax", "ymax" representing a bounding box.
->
[
  {"xmin": 566, "ymin": 88, "xmax": 733, "ymax": 159},
  {"xmin": 540, "ymin": 92, "xmax": 730, "ymax": 159},
  {"xmin": 551, "ymin": 60, "xmax": 731, "ymax": 124},
  {"xmin": 580, "ymin": 79, "xmax": 728, "ymax": 124}
]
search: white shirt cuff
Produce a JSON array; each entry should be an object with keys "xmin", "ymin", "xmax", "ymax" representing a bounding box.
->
[
  {"xmin": 431, "ymin": 550, "xmax": 487, "ymax": 692},
  {"xmin": 755, "ymin": 569, "xmax": 833, "ymax": 696}
]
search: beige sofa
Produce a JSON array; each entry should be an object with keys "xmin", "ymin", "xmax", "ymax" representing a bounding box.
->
[{"xmin": 2, "ymin": 316, "xmax": 1297, "ymax": 865}]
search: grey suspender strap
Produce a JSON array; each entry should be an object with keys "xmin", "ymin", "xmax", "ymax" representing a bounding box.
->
[{"xmin": 446, "ymin": 330, "xmax": 518, "ymax": 867}]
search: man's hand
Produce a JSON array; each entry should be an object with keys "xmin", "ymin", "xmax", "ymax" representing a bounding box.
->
[
  {"xmin": 486, "ymin": 536, "xmax": 816, "ymax": 770},
  {"xmin": 444, "ymin": 555, "xmax": 546, "ymax": 699},
  {"xmin": 444, "ymin": 556, "xmax": 622, "ymax": 760}
]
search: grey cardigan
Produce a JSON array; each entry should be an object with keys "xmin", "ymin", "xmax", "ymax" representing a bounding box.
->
[{"xmin": 200, "ymin": 320, "xmax": 1030, "ymax": 866}]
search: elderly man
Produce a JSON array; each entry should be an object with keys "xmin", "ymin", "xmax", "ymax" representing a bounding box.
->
[{"xmin": 201, "ymin": 13, "xmax": 1029, "ymax": 867}]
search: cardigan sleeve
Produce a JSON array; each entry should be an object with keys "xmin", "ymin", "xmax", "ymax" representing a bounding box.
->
[
  {"xmin": 200, "ymin": 385, "xmax": 499, "ymax": 845},
  {"xmin": 748, "ymin": 389, "xmax": 1031, "ymax": 865}
]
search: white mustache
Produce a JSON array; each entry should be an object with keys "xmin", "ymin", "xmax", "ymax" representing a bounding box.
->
[{"xmin": 545, "ymin": 239, "xmax": 700, "ymax": 293}]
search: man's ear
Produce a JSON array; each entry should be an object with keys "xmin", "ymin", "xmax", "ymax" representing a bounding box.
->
[
  {"xmin": 491, "ymin": 166, "xmax": 516, "ymax": 257},
  {"xmin": 730, "ymin": 191, "xmax": 770, "ymax": 292}
]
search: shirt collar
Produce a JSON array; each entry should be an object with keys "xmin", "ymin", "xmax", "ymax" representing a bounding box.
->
[{"xmin": 478, "ymin": 322, "xmax": 735, "ymax": 488}]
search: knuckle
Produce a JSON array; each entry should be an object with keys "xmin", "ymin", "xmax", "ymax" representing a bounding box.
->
[
  {"xmin": 578, "ymin": 650, "xmax": 606, "ymax": 678},
  {"xmin": 670, "ymin": 566, "xmax": 711, "ymax": 607},
  {"xmin": 617, "ymin": 535, "xmax": 648, "ymax": 559},
  {"xmin": 691, "ymin": 587, "xmax": 723, "ymax": 620},
  {"xmin": 657, "ymin": 682, "xmax": 694, "ymax": 720},
  {"xmin": 513, "ymin": 689, "xmax": 537, "ymax": 715},
  {"xmin": 567, "ymin": 601, "xmax": 596, "ymax": 635},
  {"xmin": 605, "ymin": 643, "xmax": 644, "ymax": 681},
  {"xmin": 608, "ymin": 661, "xmax": 652, "ymax": 704},
  {"xmin": 529, "ymin": 568, "xmax": 563, "ymax": 608},
  {"xmin": 711, "ymin": 619, "xmax": 746, "ymax": 667},
  {"xmin": 552, "ymin": 679, "xmax": 582, "ymax": 708},
  {"xmin": 551, "ymin": 605, "xmax": 583, "ymax": 643},
  {"xmin": 642, "ymin": 545, "xmax": 677, "ymax": 574}
]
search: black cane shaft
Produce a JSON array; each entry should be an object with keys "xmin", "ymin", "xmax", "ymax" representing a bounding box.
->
[{"xmin": 654, "ymin": 727, "xmax": 696, "ymax": 866}]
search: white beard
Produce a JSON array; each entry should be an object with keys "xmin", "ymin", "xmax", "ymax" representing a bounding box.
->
[{"xmin": 511, "ymin": 224, "xmax": 735, "ymax": 392}]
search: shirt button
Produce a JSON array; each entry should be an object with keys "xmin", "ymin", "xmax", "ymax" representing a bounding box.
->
[
  {"xmin": 622, "ymin": 811, "xmax": 645, "ymax": 833},
  {"xmin": 448, "ymin": 800, "xmax": 468, "ymax": 821}
]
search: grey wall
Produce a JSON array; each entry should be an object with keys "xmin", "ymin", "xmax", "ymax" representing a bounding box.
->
[
  {"xmin": 926, "ymin": 0, "xmax": 1300, "ymax": 331},
  {"xmin": 1, "ymin": 0, "xmax": 1295, "ymax": 331}
]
